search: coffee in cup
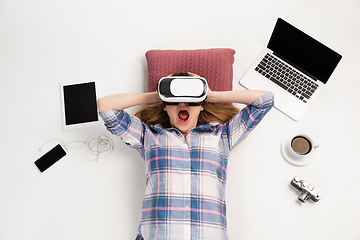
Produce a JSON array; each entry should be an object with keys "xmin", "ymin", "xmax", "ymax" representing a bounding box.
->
[
  {"xmin": 291, "ymin": 136, "xmax": 312, "ymax": 155},
  {"xmin": 287, "ymin": 133, "xmax": 319, "ymax": 160}
]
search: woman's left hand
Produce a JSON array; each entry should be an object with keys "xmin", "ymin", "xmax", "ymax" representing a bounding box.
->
[{"xmin": 205, "ymin": 87, "xmax": 214, "ymax": 102}]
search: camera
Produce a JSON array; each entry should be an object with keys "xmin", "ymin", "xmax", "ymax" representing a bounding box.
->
[{"xmin": 291, "ymin": 176, "xmax": 322, "ymax": 203}]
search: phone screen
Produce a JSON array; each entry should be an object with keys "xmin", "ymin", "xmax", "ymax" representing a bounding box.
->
[{"xmin": 35, "ymin": 144, "xmax": 67, "ymax": 172}]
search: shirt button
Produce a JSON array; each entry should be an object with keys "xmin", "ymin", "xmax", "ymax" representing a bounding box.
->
[{"xmin": 185, "ymin": 206, "xmax": 189, "ymax": 210}]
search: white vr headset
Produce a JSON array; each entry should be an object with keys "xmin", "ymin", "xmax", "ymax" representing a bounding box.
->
[{"xmin": 158, "ymin": 74, "xmax": 208, "ymax": 104}]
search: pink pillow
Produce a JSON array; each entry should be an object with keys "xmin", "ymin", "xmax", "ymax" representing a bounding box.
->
[{"xmin": 145, "ymin": 48, "xmax": 236, "ymax": 92}]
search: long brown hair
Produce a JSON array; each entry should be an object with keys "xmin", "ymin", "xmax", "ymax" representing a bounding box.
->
[
  {"xmin": 135, "ymin": 101, "xmax": 239, "ymax": 127},
  {"xmin": 135, "ymin": 72, "xmax": 239, "ymax": 127}
]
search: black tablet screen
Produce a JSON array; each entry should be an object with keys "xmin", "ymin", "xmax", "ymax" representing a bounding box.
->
[{"xmin": 63, "ymin": 82, "xmax": 98, "ymax": 125}]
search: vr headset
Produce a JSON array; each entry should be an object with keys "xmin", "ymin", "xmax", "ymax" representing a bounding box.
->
[{"xmin": 158, "ymin": 73, "xmax": 208, "ymax": 104}]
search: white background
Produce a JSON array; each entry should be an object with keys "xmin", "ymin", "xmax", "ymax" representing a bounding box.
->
[{"xmin": 1, "ymin": 0, "xmax": 360, "ymax": 239}]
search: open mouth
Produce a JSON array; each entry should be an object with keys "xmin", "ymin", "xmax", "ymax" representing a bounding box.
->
[{"xmin": 178, "ymin": 109, "xmax": 189, "ymax": 123}]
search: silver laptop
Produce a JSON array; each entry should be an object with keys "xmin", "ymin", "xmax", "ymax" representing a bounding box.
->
[{"xmin": 239, "ymin": 18, "xmax": 342, "ymax": 121}]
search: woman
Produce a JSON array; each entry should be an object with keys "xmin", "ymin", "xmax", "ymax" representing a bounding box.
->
[{"xmin": 97, "ymin": 73, "xmax": 274, "ymax": 240}]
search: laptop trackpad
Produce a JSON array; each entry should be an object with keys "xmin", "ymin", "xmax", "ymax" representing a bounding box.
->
[{"xmin": 262, "ymin": 82, "xmax": 287, "ymax": 106}]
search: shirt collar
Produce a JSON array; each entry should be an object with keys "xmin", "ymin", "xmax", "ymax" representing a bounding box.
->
[{"xmin": 153, "ymin": 122, "xmax": 220, "ymax": 134}]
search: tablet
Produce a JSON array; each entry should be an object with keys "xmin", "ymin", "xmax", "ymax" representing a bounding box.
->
[{"xmin": 60, "ymin": 76, "xmax": 100, "ymax": 130}]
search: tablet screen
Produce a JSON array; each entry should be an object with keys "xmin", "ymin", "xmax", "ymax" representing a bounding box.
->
[{"xmin": 63, "ymin": 82, "xmax": 98, "ymax": 126}]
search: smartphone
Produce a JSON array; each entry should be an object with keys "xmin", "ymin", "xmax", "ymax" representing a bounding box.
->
[{"xmin": 35, "ymin": 144, "xmax": 67, "ymax": 172}]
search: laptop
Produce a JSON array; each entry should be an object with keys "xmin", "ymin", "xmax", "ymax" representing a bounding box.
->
[{"xmin": 239, "ymin": 18, "xmax": 342, "ymax": 121}]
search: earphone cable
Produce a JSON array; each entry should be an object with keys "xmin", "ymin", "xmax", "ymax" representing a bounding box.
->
[{"xmin": 38, "ymin": 135, "xmax": 114, "ymax": 161}]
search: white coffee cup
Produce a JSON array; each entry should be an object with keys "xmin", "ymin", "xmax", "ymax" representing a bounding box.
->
[{"xmin": 286, "ymin": 133, "xmax": 319, "ymax": 159}]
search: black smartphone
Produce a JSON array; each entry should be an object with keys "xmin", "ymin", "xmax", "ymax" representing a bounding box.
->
[{"xmin": 35, "ymin": 144, "xmax": 67, "ymax": 172}]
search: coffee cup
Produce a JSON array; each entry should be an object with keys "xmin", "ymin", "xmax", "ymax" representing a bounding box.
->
[{"xmin": 286, "ymin": 133, "xmax": 319, "ymax": 159}]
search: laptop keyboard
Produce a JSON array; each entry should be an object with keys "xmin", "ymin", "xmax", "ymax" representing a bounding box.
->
[{"xmin": 255, "ymin": 53, "xmax": 319, "ymax": 103}]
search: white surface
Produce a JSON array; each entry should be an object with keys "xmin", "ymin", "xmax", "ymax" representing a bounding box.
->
[{"xmin": 1, "ymin": 0, "xmax": 359, "ymax": 239}]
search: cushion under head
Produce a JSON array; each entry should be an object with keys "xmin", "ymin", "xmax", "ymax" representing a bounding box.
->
[{"xmin": 145, "ymin": 48, "xmax": 236, "ymax": 92}]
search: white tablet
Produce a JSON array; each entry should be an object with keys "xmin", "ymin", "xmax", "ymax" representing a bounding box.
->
[{"xmin": 60, "ymin": 76, "xmax": 100, "ymax": 130}]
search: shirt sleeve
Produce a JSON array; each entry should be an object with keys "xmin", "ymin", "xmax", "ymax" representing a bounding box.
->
[
  {"xmin": 223, "ymin": 91, "xmax": 274, "ymax": 151},
  {"xmin": 99, "ymin": 110, "xmax": 145, "ymax": 150}
]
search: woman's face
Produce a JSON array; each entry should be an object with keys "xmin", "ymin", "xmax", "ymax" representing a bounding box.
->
[{"xmin": 164, "ymin": 103, "xmax": 203, "ymax": 138}]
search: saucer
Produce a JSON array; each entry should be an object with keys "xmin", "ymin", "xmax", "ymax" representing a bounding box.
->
[{"xmin": 281, "ymin": 135, "xmax": 320, "ymax": 166}]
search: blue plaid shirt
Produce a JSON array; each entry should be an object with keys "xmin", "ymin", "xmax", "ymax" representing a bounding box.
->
[{"xmin": 99, "ymin": 92, "xmax": 274, "ymax": 240}]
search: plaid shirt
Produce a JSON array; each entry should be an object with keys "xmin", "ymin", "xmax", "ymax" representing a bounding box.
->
[{"xmin": 99, "ymin": 92, "xmax": 274, "ymax": 240}]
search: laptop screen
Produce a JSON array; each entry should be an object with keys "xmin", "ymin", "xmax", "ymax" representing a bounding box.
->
[{"xmin": 267, "ymin": 18, "xmax": 342, "ymax": 84}]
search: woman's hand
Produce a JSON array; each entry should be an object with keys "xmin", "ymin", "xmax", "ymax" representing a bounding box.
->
[
  {"xmin": 205, "ymin": 87, "xmax": 214, "ymax": 103},
  {"xmin": 182, "ymin": 72, "xmax": 269, "ymax": 104}
]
